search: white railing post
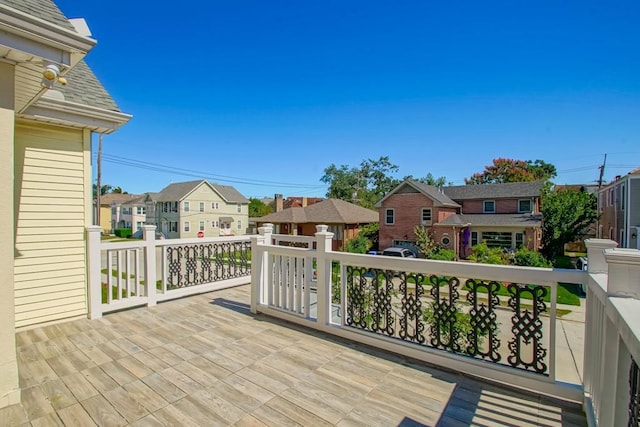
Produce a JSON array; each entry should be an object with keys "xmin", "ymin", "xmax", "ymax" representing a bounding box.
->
[
  {"xmin": 251, "ymin": 224, "xmax": 272, "ymax": 314},
  {"xmin": 86, "ymin": 226, "xmax": 103, "ymax": 319},
  {"xmin": 315, "ymin": 224, "xmax": 334, "ymax": 326},
  {"xmin": 142, "ymin": 225, "xmax": 157, "ymax": 307},
  {"xmin": 604, "ymin": 248, "xmax": 640, "ymax": 299},
  {"xmin": 583, "ymin": 238, "xmax": 618, "ymax": 425}
]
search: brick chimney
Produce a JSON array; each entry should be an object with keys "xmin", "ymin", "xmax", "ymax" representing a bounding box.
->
[
  {"xmin": 302, "ymin": 197, "xmax": 307, "ymax": 208},
  {"xmin": 275, "ymin": 194, "xmax": 283, "ymax": 212}
]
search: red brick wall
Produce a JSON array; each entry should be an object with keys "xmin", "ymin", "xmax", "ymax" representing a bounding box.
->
[{"xmin": 460, "ymin": 198, "xmax": 538, "ymax": 214}]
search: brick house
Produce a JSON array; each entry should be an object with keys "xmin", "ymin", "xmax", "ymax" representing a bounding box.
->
[{"xmin": 376, "ymin": 180, "xmax": 544, "ymax": 258}]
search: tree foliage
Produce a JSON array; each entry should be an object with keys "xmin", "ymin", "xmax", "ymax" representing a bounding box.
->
[
  {"xmin": 403, "ymin": 173, "xmax": 451, "ymax": 188},
  {"xmin": 414, "ymin": 226, "xmax": 437, "ymax": 258},
  {"xmin": 321, "ymin": 156, "xmax": 399, "ymax": 208},
  {"xmin": 540, "ymin": 186, "xmax": 599, "ymax": 259},
  {"xmin": 465, "ymin": 158, "xmax": 557, "ymax": 184},
  {"xmin": 93, "ymin": 184, "xmax": 129, "ymax": 198},
  {"xmin": 248, "ymin": 197, "xmax": 272, "ymax": 218}
]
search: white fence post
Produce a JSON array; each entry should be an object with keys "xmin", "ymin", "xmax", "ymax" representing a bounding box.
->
[
  {"xmin": 585, "ymin": 238, "xmax": 618, "ymax": 274},
  {"xmin": 86, "ymin": 226, "xmax": 103, "ymax": 319},
  {"xmin": 142, "ymin": 225, "xmax": 157, "ymax": 307},
  {"xmin": 251, "ymin": 224, "xmax": 272, "ymax": 314},
  {"xmin": 315, "ymin": 224, "xmax": 334, "ymax": 326}
]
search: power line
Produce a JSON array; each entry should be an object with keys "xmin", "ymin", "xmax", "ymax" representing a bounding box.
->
[{"xmin": 96, "ymin": 153, "xmax": 326, "ymax": 190}]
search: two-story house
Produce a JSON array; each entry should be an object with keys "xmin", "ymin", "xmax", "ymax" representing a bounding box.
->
[
  {"xmin": 154, "ymin": 180, "xmax": 249, "ymax": 238},
  {"xmin": 377, "ymin": 180, "xmax": 544, "ymax": 258},
  {"xmin": 598, "ymin": 168, "xmax": 640, "ymax": 249}
]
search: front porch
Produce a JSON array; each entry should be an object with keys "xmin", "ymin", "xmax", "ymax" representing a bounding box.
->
[{"xmin": 3, "ymin": 285, "xmax": 585, "ymax": 426}]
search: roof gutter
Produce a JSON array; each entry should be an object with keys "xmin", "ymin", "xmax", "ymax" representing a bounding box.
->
[
  {"xmin": 21, "ymin": 96, "xmax": 132, "ymax": 133},
  {"xmin": 0, "ymin": 4, "xmax": 96, "ymax": 67}
]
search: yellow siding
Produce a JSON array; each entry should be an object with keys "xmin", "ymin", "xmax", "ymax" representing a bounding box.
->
[{"xmin": 14, "ymin": 123, "xmax": 89, "ymax": 328}]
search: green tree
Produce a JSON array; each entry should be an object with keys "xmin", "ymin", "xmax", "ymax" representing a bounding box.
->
[
  {"xmin": 404, "ymin": 173, "xmax": 451, "ymax": 187},
  {"xmin": 344, "ymin": 234, "xmax": 371, "ymax": 254},
  {"xmin": 465, "ymin": 158, "xmax": 557, "ymax": 184},
  {"xmin": 414, "ymin": 226, "xmax": 437, "ymax": 258},
  {"xmin": 540, "ymin": 186, "xmax": 599, "ymax": 259},
  {"xmin": 358, "ymin": 222, "xmax": 380, "ymax": 251},
  {"xmin": 321, "ymin": 156, "xmax": 399, "ymax": 208},
  {"xmin": 248, "ymin": 197, "xmax": 272, "ymax": 217}
]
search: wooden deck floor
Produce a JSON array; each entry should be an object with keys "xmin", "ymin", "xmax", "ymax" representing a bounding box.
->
[{"xmin": 2, "ymin": 285, "xmax": 586, "ymax": 426}]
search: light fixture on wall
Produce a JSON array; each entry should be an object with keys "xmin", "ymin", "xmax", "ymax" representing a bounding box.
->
[
  {"xmin": 632, "ymin": 232, "xmax": 638, "ymax": 239},
  {"xmin": 41, "ymin": 63, "xmax": 67, "ymax": 88}
]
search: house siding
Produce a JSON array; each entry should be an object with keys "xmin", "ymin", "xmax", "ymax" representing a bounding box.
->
[
  {"xmin": 379, "ymin": 193, "xmax": 434, "ymax": 249},
  {"xmin": 14, "ymin": 123, "xmax": 89, "ymax": 328}
]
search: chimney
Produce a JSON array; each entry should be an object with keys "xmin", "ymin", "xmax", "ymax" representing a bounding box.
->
[
  {"xmin": 275, "ymin": 194, "xmax": 283, "ymax": 212},
  {"xmin": 302, "ymin": 197, "xmax": 307, "ymax": 208}
]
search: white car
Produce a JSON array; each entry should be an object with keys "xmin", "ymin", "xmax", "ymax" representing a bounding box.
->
[{"xmin": 381, "ymin": 247, "xmax": 416, "ymax": 258}]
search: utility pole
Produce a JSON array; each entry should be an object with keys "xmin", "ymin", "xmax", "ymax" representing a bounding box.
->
[
  {"xmin": 96, "ymin": 133, "xmax": 103, "ymax": 226},
  {"xmin": 597, "ymin": 153, "xmax": 607, "ymax": 189}
]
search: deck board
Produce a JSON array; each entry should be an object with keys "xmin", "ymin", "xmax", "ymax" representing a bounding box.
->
[{"xmin": 2, "ymin": 284, "xmax": 587, "ymax": 426}]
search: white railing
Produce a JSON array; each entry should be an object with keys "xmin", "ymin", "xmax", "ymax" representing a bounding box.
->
[
  {"xmin": 582, "ymin": 239, "xmax": 640, "ymax": 427},
  {"xmin": 251, "ymin": 224, "xmax": 640, "ymax": 421},
  {"xmin": 87, "ymin": 225, "xmax": 252, "ymax": 318},
  {"xmin": 251, "ymin": 224, "xmax": 590, "ymax": 402}
]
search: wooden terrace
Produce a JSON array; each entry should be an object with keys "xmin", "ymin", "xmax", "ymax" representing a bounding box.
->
[{"xmin": 2, "ymin": 285, "xmax": 586, "ymax": 426}]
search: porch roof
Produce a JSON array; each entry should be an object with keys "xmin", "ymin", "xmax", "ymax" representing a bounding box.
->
[
  {"xmin": 4, "ymin": 285, "xmax": 586, "ymax": 426},
  {"xmin": 436, "ymin": 213, "xmax": 542, "ymax": 227}
]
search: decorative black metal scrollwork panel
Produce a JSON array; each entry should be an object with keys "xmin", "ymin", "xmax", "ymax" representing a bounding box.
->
[
  {"xmin": 630, "ymin": 357, "xmax": 640, "ymax": 427},
  {"xmin": 166, "ymin": 241, "xmax": 251, "ymax": 288},
  {"xmin": 343, "ymin": 264, "xmax": 550, "ymax": 376}
]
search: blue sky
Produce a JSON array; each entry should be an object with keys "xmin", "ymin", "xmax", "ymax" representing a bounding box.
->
[{"xmin": 56, "ymin": 0, "xmax": 639, "ymax": 198}]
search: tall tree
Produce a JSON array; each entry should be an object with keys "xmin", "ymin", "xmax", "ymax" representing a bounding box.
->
[
  {"xmin": 321, "ymin": 156, "xmax": 399, "ymax": 208},
  {"xmin": 248, "ymin": 197, "xmax": 272, "ymax": 217},
  {"xmin": 540, "ymin": 186, "xmax": 599, "ymax": 259},
  {"xmin": 465, "ymin": 158, "xmax": 557, "ymax": 184},
  {"xmin": 404, "ymin": 173, "xmax": 451, "ymax": 187}
]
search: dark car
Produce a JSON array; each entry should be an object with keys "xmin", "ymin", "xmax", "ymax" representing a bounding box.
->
[{"xmin": 381, "ymin": 247, "xmax": 416, "ymax": 258}]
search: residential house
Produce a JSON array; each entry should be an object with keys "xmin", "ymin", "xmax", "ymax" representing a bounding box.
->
[
  {"xmin": 256, "ymin": 198, "xmax": 378, "ymax": 250},
  {"xmin": 1, "ymin": 0, "xmax": 130, "ymax": 407},
  {"xmin": 598, "ymin": 168, "xmax": 640, "ymax": 249},
  {"xmin": 273, "ymin": 193, "xmax": 324, "ymax": 211},
  {"xmin": 96, "ymin": 193, "xmax": 137, "ymax": 233},
  {"xmin": 377, "ymin": 180, "xmax": 544, "ymax": 258},
  {"xmin": 154, "ymin": 180, "xmax": 249, "ymax": 238}
]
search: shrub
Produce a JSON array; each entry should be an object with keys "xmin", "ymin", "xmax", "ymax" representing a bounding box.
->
[
  {"xmin": 344, "ymin": 234, "xmax": 371, "ymax": 254},
  {"xmin": 513, "ymin": 247, "xmax": 552, "ymax": 268},
  {"xmin": 467, "ymin": 242, "xmax": 509, "ymax": 265},
  {"xmin": 114, "ymin": 228, "xmax": 132, "ymax": 238},
  {"xmin": 429, "ymin": 248, "xmax": 456, "ymax": 261}
]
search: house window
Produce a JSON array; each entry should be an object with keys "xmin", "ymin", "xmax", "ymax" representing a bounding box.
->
[
  {"xmin": 385, "ymin": 208, "xmax": 395, "ymax": 225},
  {"xmin": 621, "ymin": 184, "xmax": 625, "ymax": 210},
  {"xmin": 515, "ymin": 232, "xmax": 524, "ymax": 248},
  {"xmin": 172, "ymin": 202, "xmax": 178, "ymax": 212},
  {"xmin": 122, "ymin": 207, "xmax": 131, "ymax": 215},
  {"xmin": 212, "ymin": 202, "xmax": 219, "ymax": 210},
  {"xmin": 212, "ymin": 220, "xmax": 218, "ymax": 228},
  {"xmin": 111, "ymin": 206, "xmax": 116, "ymax": 214},
  {"xmin": 482, "ymin": 231, "xmax": 512, "ymax": 248},
  {"xmin": 483, "ymin": 200, "xmax": 495, "ymax": 213},
  {"xmin": 237, "ymin": 203, "xmax": 242, "ymax": 213},
  {"xmin": 440, "ymin": 236, "xmax": 451, "ymax": 247},
  {"xmin": 518, "ymin": 199, "xmax": 531, "ymax": 213},
  {"xmin": 184, "ymin": 201, "xmax": 190, "ymax": 212},
  {"xmin": 136, "ymin": 221, "xmax": 143, "ymax": 229},
  {"xmin": 184, "ymin": 221, "xmax": 190, "ymax": 232},
  {"xmin": 421, "ymin": 208, "xmax": 432, "ymax": 225},
  {"xmin": 199, "ymin": 202, "xmax": 205, "ymax": 212},
  {"xmin": 471, "ymin": 231, "xmax": 478, "ymax": 247},
  {"xmin": 170, "ymin": 221, "xmax": 177, "ymax": 232},
  {"xmin": 136, "ymin": 206, "xmax": 146, "ymax": 215},
  {"xmin": 237, "ymin": 220, "xmax": 242, "ymax": 230},
  {"xmin": 199, "ymin": 221, "xmax": 205, "ymax": 231}
]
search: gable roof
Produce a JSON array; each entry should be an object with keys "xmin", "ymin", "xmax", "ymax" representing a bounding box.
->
[
  {"xmin": 257, "ymin": 198, "xmax": 378, "ymax": 224},
  {"xmin": 375, "ymin": 180, "xmax": 460, "ymax": 208},
  {"xmin": 1, "ymin": 0, "xmax": 76, "ymax": 30},
  {"xmin": 99, "ymin": 193, "xmax": 139, "ymax": 206},
  {"xmin": 443, "ymin": 181, "xmax": 545, "ymax": 200},
  {"xmin": 156, "ymin": 180, "xmax": 248, "ymax": 203},
  {"xmin": 56, "ymin": 60, "xmax": 120, "ymax": 111}
]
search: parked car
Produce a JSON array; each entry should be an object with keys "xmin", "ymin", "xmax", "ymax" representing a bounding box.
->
[
  {"xmin": 130, "ymin": 229, "xmax": 166, "ymax": 240},
  {"xmin": 576, "ymin": 256, "xmax": 588, "ymax": 295},
  {"xmin": 381, "ymin": 247, "xmax": 416, "ymax": 258}
]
